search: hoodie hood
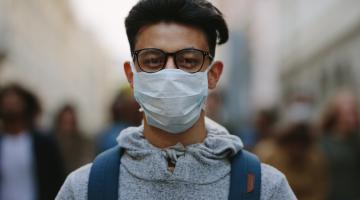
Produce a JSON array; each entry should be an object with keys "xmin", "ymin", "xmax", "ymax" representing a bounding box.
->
[{"xmin": 116, "ymin": 117, "xmax": 243, "ymax": 184}]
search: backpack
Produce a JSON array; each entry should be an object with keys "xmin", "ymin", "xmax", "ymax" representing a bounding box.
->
[{"xmin": 88, "ymin": 146, "xmax": 261, "ymax": 200}]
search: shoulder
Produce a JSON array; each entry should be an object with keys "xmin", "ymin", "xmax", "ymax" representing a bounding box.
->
[
  {"xmin": 30, "ymin": 130, "xmax": 60, "ymax": 151},
  {"xmin": 260, "ymin": 163, "xmax": 297, "ymax": 200},
  {"xmin": 31, "ymin": 130, "xmax": 55, "ymax": 142},
  {"xmin": 56, "ymin": 164, "xmax": 92, "ymax": 200}
]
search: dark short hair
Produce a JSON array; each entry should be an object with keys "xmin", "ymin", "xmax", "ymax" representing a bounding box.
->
[{"xmin": 125, "ymin": 0, "xmax": 229, "ymax": 57}]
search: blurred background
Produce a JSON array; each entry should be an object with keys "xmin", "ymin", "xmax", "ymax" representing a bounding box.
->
[{"xmin": 0, "ymin": 0, "xmax": 360, "ymax": 200}]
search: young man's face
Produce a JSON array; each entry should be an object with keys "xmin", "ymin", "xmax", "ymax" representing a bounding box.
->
[{"xmin": 124, "ymin": 22, "xmax": 223, "ymax": 90}]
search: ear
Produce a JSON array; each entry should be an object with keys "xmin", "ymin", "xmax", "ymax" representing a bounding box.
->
[
  {"xmin": 208, "ymin": 61, "xmax": 223, "ymax": 89},
  {"xmin": 124, "ymin": 61, "xmax": 134, "ymax": 88}
]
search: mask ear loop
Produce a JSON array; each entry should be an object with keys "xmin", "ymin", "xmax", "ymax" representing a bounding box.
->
[
  {"xmin": 130, "ymin": 62, "xmax": 138, "ymax": 73},
  {"xmin": 201, "ymin": 63, "xmax": 215, "ymax": 111},
  {"xmin": 130, "ymin": 62, "xmax": 144, "ymax": 112},
  {"xmin": 205, "ymin": 62, "xmax": 215, "ymax": 74}
]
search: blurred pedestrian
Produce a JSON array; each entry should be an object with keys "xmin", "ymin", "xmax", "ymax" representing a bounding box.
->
[
  {"xmin": 255, "ymin": 100, "xmax": 328, "ymax": 200},
  {"xmin": 0, "ymin": 84, "xmax": 65, "ymax": 200},
  {"xmin": 96, "ymin": 86, "xmax": 141, "ymax": 153},
  {"xmin": 319, "ymin": 89, "xmax": 360, "ymax": 200},
  {"xmin": 53, "ymin": 104, "xmax": 94, "ymax": 174},
  {"xmin": 242, "ymin": 108, "xmax": 278, "ymax": 150}
]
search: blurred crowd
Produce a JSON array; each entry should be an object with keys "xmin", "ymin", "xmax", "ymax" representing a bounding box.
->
[
  {"xmin": 1, "ymin": 82, "xmax": 360, "ymax": 200},
  {"xmin": 235, "ymin": 89, "xmax": 360, "ymax": 200},
  {"xmin": 0, "ymin": 83, "xmax": 142, "ymax": 200}
]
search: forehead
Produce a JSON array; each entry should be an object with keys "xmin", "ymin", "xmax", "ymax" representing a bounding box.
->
[{"xmin": 134, "ymin": 22, "xmax": 209, "ymax": 52}]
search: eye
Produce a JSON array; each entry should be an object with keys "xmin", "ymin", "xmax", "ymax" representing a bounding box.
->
[
  {"xmin": 138, "ymin": 50, "xmax": 165, "ymax": 69},
  {"xmin": 178, "ymin": 58, "xmax": 201, "ymax": 68},
  {"xmin": 176, "ymin": 50, "xmax": 203, "ymax": 70},
  {"xmin": 142, "ymin": 56, "xmax": 163, "ymax": 66}
]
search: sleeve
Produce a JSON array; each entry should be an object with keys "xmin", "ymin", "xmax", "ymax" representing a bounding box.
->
[
  {"xmin": 56, "ymin": 173, "xmax": 76, "ymax": 200},
  {"xmin": 267, "ymin": 176, "xmax": 297, "ymax": 200},
  {"xmin": 260, "ymin": 164, "xmax": 297, "ymax": 200},
  {"xmin": 55, "ymin": 164, "xmax": 92, "ymax": 200}
]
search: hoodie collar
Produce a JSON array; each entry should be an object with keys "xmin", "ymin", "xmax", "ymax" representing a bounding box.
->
[{"xmin": 116, "ymin": 117, "xmax": 243, "ymax": 184}]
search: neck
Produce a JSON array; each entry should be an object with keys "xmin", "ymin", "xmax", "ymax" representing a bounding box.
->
[
  {"xmin": 2, "ymin": 120, "xmax": 28, "ymax": 135},
  {"xmin": 143, "ymin": 111, "xmax": 207, "ymax": 148}
]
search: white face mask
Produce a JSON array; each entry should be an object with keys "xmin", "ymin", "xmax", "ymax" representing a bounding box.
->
[{"xmin": 130, "ymin": 62, "xmax": 212, "ymax": 134}]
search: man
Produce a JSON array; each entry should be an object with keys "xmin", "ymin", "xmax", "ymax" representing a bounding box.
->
[
  {"xmin": 56, "ymin": 0, "xmax": 296, "ymax": 199},
  {"xmin": 0, "ymin": 84, "xmax": 65, "ymax": 200}
]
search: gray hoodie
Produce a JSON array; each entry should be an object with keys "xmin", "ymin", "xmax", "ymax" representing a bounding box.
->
[{"xmin": 56, "ymin": 118, "xmax": 296, "ymax": 200}]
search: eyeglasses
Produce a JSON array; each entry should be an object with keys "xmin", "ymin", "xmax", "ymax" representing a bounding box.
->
[{"xmin": 132, "ymin": 48, "xmax": 213, "ymax": 73}]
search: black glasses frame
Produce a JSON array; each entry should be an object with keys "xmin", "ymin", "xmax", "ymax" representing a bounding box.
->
[{"xmin": 131, "ymin": 48, "xmax": 213, "ymax": 73}]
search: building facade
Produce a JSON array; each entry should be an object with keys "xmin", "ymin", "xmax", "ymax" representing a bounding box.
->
[
  {"xmin": 279, "ymin": 0, "xmax": 360, "ymax": 108},
  {"xmin": 0, "ymin": 0, "xmax": 119, "ymax": 134},
  {"xmin": 214, "ymin": 0, "xmax": 360, "ymax": 123}
]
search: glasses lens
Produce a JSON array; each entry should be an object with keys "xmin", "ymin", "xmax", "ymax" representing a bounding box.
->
[
  {"xmin": 176, "ymin": 49, "xmax": 204, "ymax": 73},
  {"xmin": 137, "ymin": 49, "xmax": 165, "ymax": 72}
]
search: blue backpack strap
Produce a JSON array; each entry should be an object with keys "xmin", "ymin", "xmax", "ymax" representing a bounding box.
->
[
  {"xmin": 229, "ymin": 150, "xmax": 261, "ymax": 200},
  {"xmin": 88, "ymin": 146, "xmax": 123, "ymax": 200}
]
